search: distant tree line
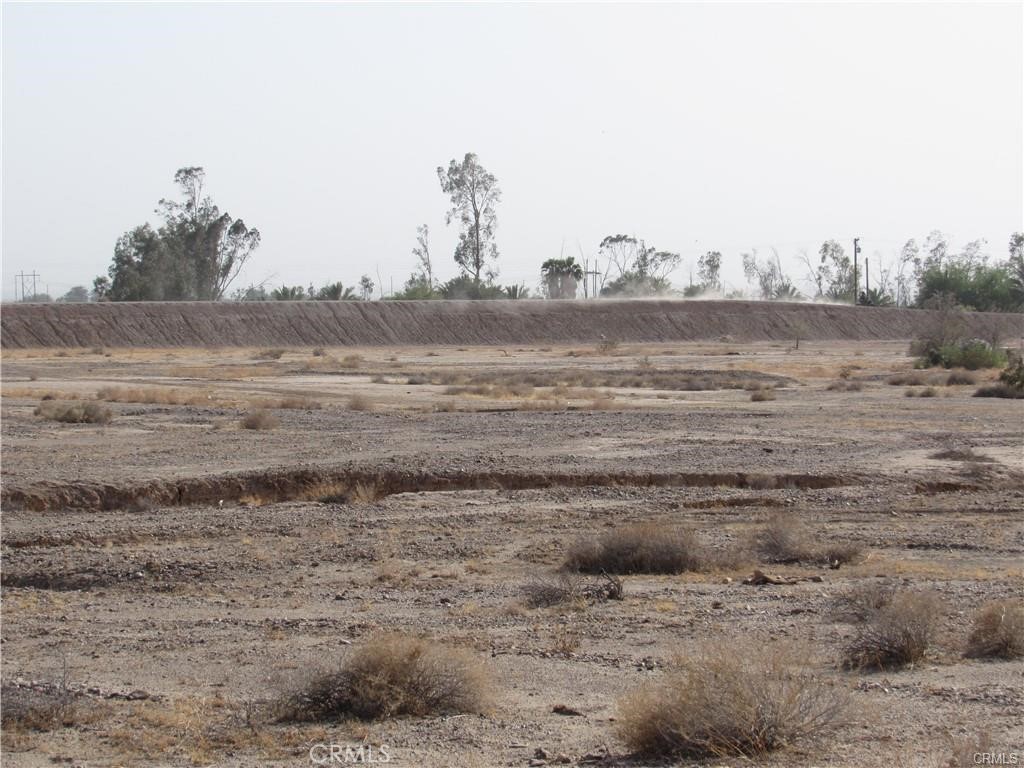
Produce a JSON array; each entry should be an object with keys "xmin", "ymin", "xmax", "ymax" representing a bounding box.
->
[{"xmin": 88, "ymin": 164, "xmax": 1022, "ymax": 312}]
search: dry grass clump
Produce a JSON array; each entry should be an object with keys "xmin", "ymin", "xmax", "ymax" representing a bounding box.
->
[
  {"xmin": 347, "ymin": 394, "xmax": 374, "ymax": 411},
  {"xmin": 253, "ymin": 396, "xmax": 322, "ymax": 410},
  {"xmin": 948, "ymin": 732, "xmax": 995, "ymax": 768},
  {"xmin": 617, "ymin": 641, "xmax": 847, "ymax": 759},
  {"xmin": 843, "ymin": 591, "xmax": 941, "ymax": 670},
  {"xmin": 340, "ymin": 354, "xmax": 363, "ymax": 369},
  {"xmin": 750, "ymin": 388, "xmax": 776, "ymax": 402},
  {"xmin": 444, "ymin": 383, "xmax": 534, "ymax": 399},
  {"xmin": 239, "ymin": 409, "xmax": 280, "ymax": 430},
  {"xmin": 311, "ymin": 347, "xmax": 327, "ymax": 357},
  {"xmin": 888, "ymin": 371, "xmax": 929, "ymax": 386},
  {"xmin": 965, "ymin": 600, "xmax": 1024, "ymax": 660},
  {"xmin": 523, "ymin": 572, "xmax": 623, "ymax": 608},
  {"xmin": 929, "ymin": 447, "xmax": 995, "ymax": 463},
  {"xmin": 973, "ymin": 383, "xmax": 1024, "ymax": 399},
  {"xmin": 253, "ymin": 348, "xmax": 286, "ymax": 360},
  {"xmin": 825, "ymin": 380, "xmax": 863, "ymax": 392},
  {"xmin": 833, "ymin": 582, "xmax": 897, "ymax": 622},
  {"xmin": 753, "ymin": 514, "xmax": 864, "ymax": 566},
  {"xmin": 904, "ymin": 386, "xmax": 939, "ymax": 398},
  {"xmin": 1, "ymin": 683, "xmax": 76, "ymax": 732},
  {"xmin": 96, "ymin": 386, "xmax": 210, "ymax": 406},
  {"xmin": 944, "ymin": 370, "xmax": 978, "ymax": 386},
  {"xmin": 564, "ymin": 524, "xmax": 726, "ymax": 575},
  {"xmin": 281, "ymin": 634, "xmax": 490, "ymax": 721},
  {"xmin": 34, "ymin": 400, "xmax": 112, "ymax": 424}
]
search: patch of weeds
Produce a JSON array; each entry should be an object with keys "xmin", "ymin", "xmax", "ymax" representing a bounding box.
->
[
  {"xmin": 929, "ymin": 447, "xmax": 995, "ymax": 463},
  {"xmin": 753, "ymin": 514, "xmax": 863, "ymax": 566},
  {"xmin": 523, "ymin": 572, "xmax": 623, "ymax": 608},
  {"xmin": 618, "ymin": 640, "xmax": 847, "ymax": 759},
  {"xmin": 965, "ymin": 600, "xmax": 1024, "ymax": 659},
  {"xmin": 253, "ymin": 348, "xmax": 286, "ymax": 360},
  {"xmin": 34, "ymin": 401, "xmax": 112, "ymax": 424},
  {"xmin": 944, "ymin": 370, "xmax": 978, "ymax": 386},
  {"xmin": 240, "ymin": 409, "xmax": 280, "ymax": 430},
  {"xmin": 826, "ymin": 381, "xmax": 864, "ymax": 392},
  {"xmin": 843, "ymin": 591, "xmax": 941, "ymax": 670},
  {"xmin": 347, "ymin": 394, "xmax": 374, "ymax": 412},
  {"xmin": 280, "ymin": 634, "xmax": 491, "ymax": 721},
  {"xmin": 564, "ymin": 524, "xmax": 733, "ymax": 575},
  {"xmin": 340, "ymin": 355, "xmax": 363, "ymax": 369}
]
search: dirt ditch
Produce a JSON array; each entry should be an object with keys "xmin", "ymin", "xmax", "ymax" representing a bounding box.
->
[{"xmin": 1, "ymin": 466, "xmax": 860, "ymax": 512}]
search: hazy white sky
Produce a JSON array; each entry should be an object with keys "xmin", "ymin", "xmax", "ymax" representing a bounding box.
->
[{"xmin": 3, "ymin": 2, "xmax": 1022, "ymax": 300}]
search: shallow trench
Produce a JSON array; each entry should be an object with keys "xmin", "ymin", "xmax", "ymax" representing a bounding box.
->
[{"xmin": 0, "ymin": 466, "xmax": 861, "ymax": 512}]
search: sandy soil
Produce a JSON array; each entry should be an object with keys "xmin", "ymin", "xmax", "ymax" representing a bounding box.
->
[{"xmin": 2, "ymin": 341, "xmax": 1022, "ymax": 767}]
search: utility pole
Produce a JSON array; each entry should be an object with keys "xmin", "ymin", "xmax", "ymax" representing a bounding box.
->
[
  {"xmin": 584, "ymin": 258, "xmax": 602, "ymax": 300},
  {"xmin": 15, "ymin": 271, "xmax": 40, "ymax": 301},
  {"xmin": 865, "ymin": 259, "xmax": 869, "ymax": 299},
  {"xmin": 852, "ymin": 238, "xmax": 861, "ymax": 305}
]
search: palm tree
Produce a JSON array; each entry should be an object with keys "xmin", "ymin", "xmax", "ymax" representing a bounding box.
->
[
  {"xmin": 540, "ymin": 257, "xmax": 584, "ymax": 299},
  {"xmin": 271, "ymin": 285, "xmax": 306, "ymax": 301},
  {"xmin": 314, "ymin": 282, "xmax": 358, "ymax": 300}
]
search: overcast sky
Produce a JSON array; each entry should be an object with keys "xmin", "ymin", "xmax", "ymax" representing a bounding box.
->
[{"xmin": 3, "ymin": 2, "xmax": 1022, "ymax": 301}]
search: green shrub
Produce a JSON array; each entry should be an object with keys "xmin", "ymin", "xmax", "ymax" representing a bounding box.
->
[
  {"xmin": 912, "ymin": 339, "xmax": 1007, "ymax": 370},
  {"xmin": 974, "ymin": 356, "xmax": 1024, "ymax": 398}
]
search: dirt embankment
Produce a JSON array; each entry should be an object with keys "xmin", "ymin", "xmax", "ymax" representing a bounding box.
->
[
  {"xmin": 0, "ymin": 466, "xmax": 859, "ymax": 513},
  {"xmin": 3, "ymin": 299, "xmax": 1021, "ymax": 349}
]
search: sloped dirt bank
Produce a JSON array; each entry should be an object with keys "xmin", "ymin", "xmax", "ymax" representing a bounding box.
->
[
  {"xmin": 0, "ymin": 465, "xmax": 859, "ymax": 512},
  {"xmin": 4, "ymin": 299, "xmax": 1021, "ymax": 348}
]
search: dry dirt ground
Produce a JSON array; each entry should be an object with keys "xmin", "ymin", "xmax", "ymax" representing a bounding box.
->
[{"xmin": 1, "ymin": 341, "xmax": 1022, "ymax": 767}]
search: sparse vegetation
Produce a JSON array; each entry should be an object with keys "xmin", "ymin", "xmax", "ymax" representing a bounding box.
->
[
  {"xmin": 826, "ymin": 380, "xmax": 863, "ymax": 392},
  {"xmin": 564, "ymin": 524, "xmax": 732, "ymax": 575},
  {"xmin": 750, "ymin": 388, "xmax": 776, "ymax": 402},
  {"xmin": 944, "ymin": 370, "xmax": 977, "ymax": 386},
  {"xmin": 347, "ymin": 394, "xmax": 374, "ymax": 411},
  {"xmin": 833, "ymin": 582, "xmax": 897, "ymax": 623},
  {"xmin": 240, "ymin": 409, "xmax": 279, "ymax": 430},
  {"xmin": 905, "ymin": 386, "xmax": 939, "ymax": 398},
  {"xmin": 254, "ymin": 348, "xmax": 286, "ymax": 360},
  {"xmin": 912, "ymin": 339, "xmax": 1007, "ymax": 371},
  {"xmin": 252, "ymin": 396, "xmax": 322, "ymax": 410},
  {"xmin": 929, "ymin": 447, "xmax": 994, "ymax": 463},
  {"xmin": 97, "ymin": 386, "xmax": 210, "ymax": 406},
  {"xmin": 753, "ymin": 513, "xmax": 863, "ymax": 565},
  {"xmin": 974, "ymin": 356, "xmax": 1024, "ymax": 398},
  {"xmin": 340, "ymin": 354, "xmax": 363, "ymax": 369},
  {"xmin": 281, "ymin": 634, "xmax": 490, "ymax": 721},
  {"xmin": 617, "ymin": 641, "xmax": 847, "ymax": 759},
  {"xmin": 523, "ymin": 572, "xmax": 623, "ymax": 608},
  {"xmin": 888, "ymin": 371, "xmax": 929, "ymax": 386},
  {"xmin": 843, "ymin": 591, "xmax": 941, "ymax": 670},
  {"xmin": 1, "ymin": 683, "xmax": 77, "ymax": 732},
  {"xmin": 965, "ymin": 600, "xmax": 1024, "ymax": 659},
  {"xmin": 34, "ymin": 400, "xmax": 113, "ymax": 424}
]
